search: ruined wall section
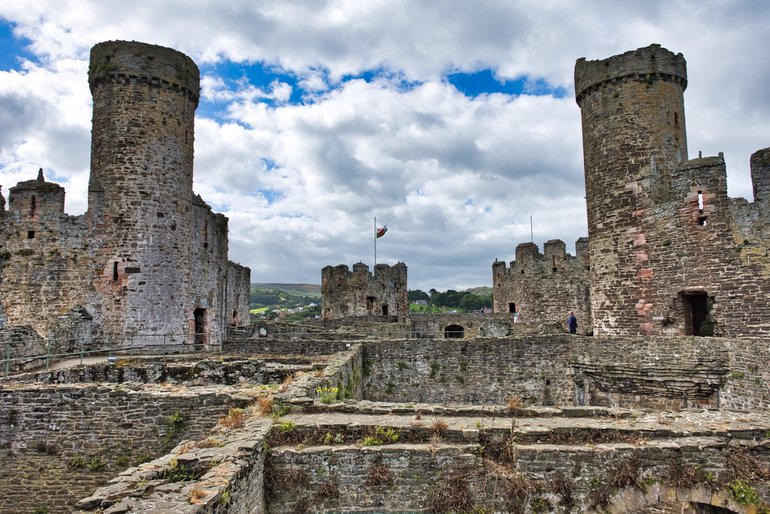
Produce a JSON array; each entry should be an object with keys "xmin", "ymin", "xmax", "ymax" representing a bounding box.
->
[
  {"xmin": 226, "ymin": 261, "xmax": 252, "ymax": 329},
  {"xmin": 731, "ymin": 147, "xmax": 770, "ymax": 276},
  {"xmin": 0, "ymin": 383, "xmax": 247, "ymax": 514},
  {"xmin": 492, "ymin": 238, "xmax": 591, "ymax": 334},
  {"xmin": 0, "ymin": 172, "xmax": 94, "ymax": 340},
  {"xmin": 361, "ymin": 336, "xmax": 768, "ymax": 410},
  {"xmin": 86, "ymin": 41, "xmax": 199, "ymax": 344},
  {"xmin": 321, "ymin": 262, "xmax": 408, "ymax": 320},
  {"xmin": 190, "ymin": 197, "xmax": 229, "ymax": 348}
]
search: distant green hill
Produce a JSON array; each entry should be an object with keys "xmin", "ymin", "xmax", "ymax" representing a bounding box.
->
[
  {"xmin": 465, "ymin": 286, "xmax": 492, "ymax": 296},
  {"xmin": 252, "ymin": 283, "xmax": 321, "ymax": 298}
]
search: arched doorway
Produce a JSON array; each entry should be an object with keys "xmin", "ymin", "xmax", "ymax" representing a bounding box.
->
[{"xmin": 444, "ymin": 324, "xmax": 465, "ymax": 338}]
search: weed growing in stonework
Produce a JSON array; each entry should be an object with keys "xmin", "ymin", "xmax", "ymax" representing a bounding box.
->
[
  {"xmin": 33, "ymin": 507, "xmax": 49, "ymax": 514},
  {"xmin": 729, "ymin": 480, "xmax": 759, "ymax": 505},
  {"xmin": 69, "ymin": 456, "xmax": 86, "ymax": 469},
  {"xmin": 87, "ymin": 455, "xmax": 106, "ymax": 471},
  {"xmin": 315, "ymin": 386, "xmax": 339, "ymax": 404},
  {"xmin": 362, "ymin": 426, "xmax": 400, "ymax": 446},
  {"xmin": 275, "ymin": 420, "xmax": 297, "ymax": 433},
  {"xmin": 163, "ymin": 410, "xmax": 187, "ymax": 447}
]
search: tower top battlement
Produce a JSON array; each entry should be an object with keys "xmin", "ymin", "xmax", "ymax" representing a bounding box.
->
[
  {"xmin": 89, "ymin": 40, "xmax": 200, "ymax": 106},
  {"xmin": 575, "ymin": 44, "xmax": 687, "ymax": 104}
]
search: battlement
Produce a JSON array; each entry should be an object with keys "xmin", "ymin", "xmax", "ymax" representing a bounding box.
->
[
  {"xmin": 575, "ymin": 44, "xmax": 687, "ymax": 105},
  {"xmin": 496, "ymin": 239, "xmax": 589, "ymax": 276},
  {"xmin": 88, "ymin": 41, "xmax": 200, "ymax": 106}
]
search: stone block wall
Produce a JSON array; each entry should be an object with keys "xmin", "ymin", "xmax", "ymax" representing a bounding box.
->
[
  {"xmin": 190, "ymin": 200, "xmax": 230, "ymax": 349},
  {"xmin": 720, "ymin": 338, "xmax": 770, "ymax": 411},
  {"xmin": 0, "ymin": 383, "xmax": 248, "ymax": 513},
  {"xmin": 314, "ymin": 344, "xmax": 364, "ymax": 403},
  {"xmin": 0, "ymin": 174, "xmax": 94, "ymax": 342}
]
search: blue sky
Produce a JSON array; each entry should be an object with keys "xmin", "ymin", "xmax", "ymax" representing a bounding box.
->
[{"xmin": 0, "ymin": 1, "xmax": 769, "ymax": 289}]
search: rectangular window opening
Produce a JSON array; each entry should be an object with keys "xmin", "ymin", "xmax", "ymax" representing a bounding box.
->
[
  {"xmin": 112, "ymin": 261, "xmax": 119, "ymax": 281},
  {"xmin": 27, "ymin": 230, "xmax": 35, "ymax": 239}
]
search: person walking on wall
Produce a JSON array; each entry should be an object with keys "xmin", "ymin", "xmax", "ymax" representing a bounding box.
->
[{"xmin": 567, "ymin": 311, "xmax": 578, "ymax": 334}]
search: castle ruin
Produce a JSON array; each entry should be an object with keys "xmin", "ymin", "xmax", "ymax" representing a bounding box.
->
[
  {"xmin": 0, "ymin": 41, "xmax": 251, "ymax": 350},
  {"xmin": 321, "ymin": 262, "xmax": 408, "ymax": 320},
  {"xmin": 494, "ymin": 44, "xmax": 770, "ymax": 338},
  {"xmin": 0, "ymin": 42, "xmax": 768, "ymax": 514}
]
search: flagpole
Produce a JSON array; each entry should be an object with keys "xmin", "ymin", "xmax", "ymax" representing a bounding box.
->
[{"xmin": 374, "ymin": 216, "xmax": 377, "ymax": 266}]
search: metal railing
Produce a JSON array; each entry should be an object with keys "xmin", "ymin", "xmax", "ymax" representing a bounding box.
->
[{"xmin": 1, "ymin": 332, "xmax": 221, "ymax": 377}]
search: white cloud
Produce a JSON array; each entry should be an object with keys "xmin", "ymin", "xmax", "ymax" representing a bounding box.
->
[{"xmin": 0, "ymin": 0, "xmax": 768, "ymax": 289}]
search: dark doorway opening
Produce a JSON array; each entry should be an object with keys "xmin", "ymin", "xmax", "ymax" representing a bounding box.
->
[
  {"xmin": 444, "ymin": 324, "xmax": 465, "ymax": 338},
  {"xmin": 194, "ymin": 308, "xmax": 208, "ymax": 347},
  {"xmin": 692, "ymin": 503, "xmax": 734, "ymax": 514},
  {"xmin": 681, "ymin": 292, "xmax": 713, "ymax": 336},
  {"xmin": 381, "ymin": 305, "xmax": 389, "ymax": 316},
  {"xmin": 366, "ymin": 296, "xmax": 375, "ymax": 311},
  {"xmin": 508, "ymin": 302, "xmax": 516, "ymax": 313}
]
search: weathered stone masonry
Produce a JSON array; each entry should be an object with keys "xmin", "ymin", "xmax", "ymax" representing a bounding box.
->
[
  {"xmin": 494, "ymin": 44, "xmax": 770, "ymax": 337},
  {"xmin": 0, "ymin": 41, "xmax": 250, "ymax": 352}
]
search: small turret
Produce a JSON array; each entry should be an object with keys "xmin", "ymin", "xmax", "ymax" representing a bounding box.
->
[{"xmin": 8, "ymin": 169, "xmax": 65, "ymax": 218}]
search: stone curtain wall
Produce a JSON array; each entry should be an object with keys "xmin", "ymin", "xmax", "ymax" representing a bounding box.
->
[
  {"xmin": 721, "ymin": 338, "xmax": 770, "ymax": 411},
  {"xmin": 364, "ymin": 337, "xmax": 576, "ymax": 405},
  {"xmin": 363, "ymin": 337, "xmax": 767, "ymax": 410},
  {"xmin": 190, "ymin": 201, "xmax": 230, "ymax": 348},
  {"xmin": 0, "ymin": 383, "xmax": 247, "ymax": 513}
]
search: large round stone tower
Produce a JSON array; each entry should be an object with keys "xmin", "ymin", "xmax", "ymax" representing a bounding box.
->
[
  {"xmin": 574, "ymin": 44, "xmax": 688, "ymax": 335},
  {"xmin": 87, "ymin": 41, "xmax": 200, "ymax": 343}
]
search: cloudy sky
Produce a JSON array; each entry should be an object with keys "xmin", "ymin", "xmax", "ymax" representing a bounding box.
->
[{"xmin": 0, "ymin": 1, "xmax": 768, "ymax": 290}]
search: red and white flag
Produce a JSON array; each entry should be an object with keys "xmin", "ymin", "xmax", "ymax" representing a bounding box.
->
[{"xmin": 376, "ymin": 225, "xmax": 388, "ymax": 238}]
